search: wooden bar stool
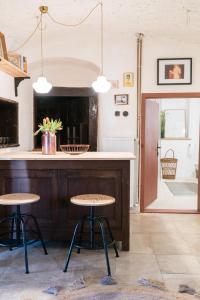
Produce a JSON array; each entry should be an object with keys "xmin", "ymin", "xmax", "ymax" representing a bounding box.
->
[
  {"xmin": 0, "ymin": 193, "xmax": 48, "ymax": 274},
  {"xmin": 64, "ymin": 194, "xmax": 119, "ymax": 276}
]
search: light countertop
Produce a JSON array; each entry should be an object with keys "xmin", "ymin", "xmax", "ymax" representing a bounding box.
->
[{"xmin": 0, "ymin": 151, "xmax": 136, "ymax": 161}]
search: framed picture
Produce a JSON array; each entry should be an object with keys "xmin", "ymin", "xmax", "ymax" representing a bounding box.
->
[
  {"xmin": 157, "ymin": 58, "xmax": 192, "ymax": 85},
  {"xmin": 114, "ymin": 94, "xmax": 129, "ymax": 105},
  {"xmin": 0, "ymin": 32, "xmax": 8, "ymax": 60},
  {"xmin": 123, "ymin": 72, "xmax": 134, "ymax": 87}
]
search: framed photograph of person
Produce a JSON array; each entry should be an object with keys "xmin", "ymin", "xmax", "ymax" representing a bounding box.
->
[
  {"xmin": 123, "ymin": 72, "xmax": 134, "ymax": 87},
  {"xmin": 157, "ymin": 58, "xmax": 192, "ymax": 85},
  {"xmin": 0, "ymin": 32, "xmax": 8, "ymax": 60},
  {"xmin": 114, "ymin": 94, "xmax": 129, "ymax": 105}
]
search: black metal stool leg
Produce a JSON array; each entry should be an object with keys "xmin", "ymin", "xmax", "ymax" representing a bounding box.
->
[
  {"xmin": 89, "ymin": 207, "xmax": 95, "ymax": 249},
  {"xmin": 63, "ymin": 223, "xmax": 80, "ymax": 272},
  {"xmin": 20, "ymin": 218, "xmax": 29, "ymax": 274},
  {"xmin": 77, "ymin": 216, "xmax": 86, "ymax": 254},
  {"xmin": 97, "ymin": 219, "xmax": 111, "ymax": 276},
  {"xmin": 27, "ymin": 214, "xmax": 48, "ymax": 255},
  {"xmin": 16, "ymin": 206, "xmax": 21, "ymax": 245},
  {"xmin": 101, "ymin": 217, "xmax": 119, "ymax": 257},
  {"xmin": 9, "ymin": 216, "xmax": 15, "ymax": 251}
]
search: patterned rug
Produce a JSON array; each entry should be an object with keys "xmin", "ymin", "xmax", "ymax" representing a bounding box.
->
[
  {"xmin": 165, "ymin": 182, "xmax": 198, "ymax": 196},
  {"xmin": 63, "ymin": 285, "xmax": 197, "ymax": 300}
]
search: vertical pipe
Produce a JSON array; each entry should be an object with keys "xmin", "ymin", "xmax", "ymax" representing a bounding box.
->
[
  {"xmin": 137, "ymin": 33, "xmax": 143, "ymax": 139},
  {"xmin": 135, "ymin": 33, "xmax": 144, "ymax": 205}
]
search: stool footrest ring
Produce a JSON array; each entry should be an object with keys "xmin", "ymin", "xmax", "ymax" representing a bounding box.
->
[
  {"xmin": 0, "ymin": 238, "xmax": 41, "ymax": 248},
  {"xmin": 73, "ymin": 239, "xmax": 116, "ymax": 251}
]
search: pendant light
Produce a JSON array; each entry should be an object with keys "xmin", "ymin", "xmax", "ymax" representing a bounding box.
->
[
  {"xmin": 92, "ymin": 2, "xmax": 111, "ymax": 93},
  {"xmin": 33, "ymin": 6, "xmax": 52, "ymax": 93}
]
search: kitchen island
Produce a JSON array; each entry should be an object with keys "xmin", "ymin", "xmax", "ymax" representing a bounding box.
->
[{"xmin": 0, "ymin": 151, "xmax": 135, "ymax": 250}]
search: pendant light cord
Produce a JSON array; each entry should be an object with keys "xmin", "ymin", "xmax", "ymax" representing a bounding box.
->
[
  {"xmin": 9, "ymin": 2, "xmax": 101, "ymax": 52},
  {"xmin": 40, "ymin": 11, "xmax": 44, "ymax": 76},
  {"xmin": 47, "ymin": 3, "xmax": 101, "ymax": 27},
  {"xmin": 9, "ymin": 16, "xmax": 42, "ymax": 53},
  {"xmin": 100, "ymin": 2, "xmax": 104, "ymax": 75}
]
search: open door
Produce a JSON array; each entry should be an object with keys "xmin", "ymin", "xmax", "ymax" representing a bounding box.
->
[
  {"xmin": 198, "ymin": 125, "xmax": 200, "ymax": 212},
  {"xmin": 141, "ymin": 99, "xmax": 159, "ymax": 210}
]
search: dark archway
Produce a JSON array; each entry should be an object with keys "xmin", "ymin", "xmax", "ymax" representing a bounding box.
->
[{"xmin": 33, "ymin": 87, "xmax": 98, "ymax": 151}]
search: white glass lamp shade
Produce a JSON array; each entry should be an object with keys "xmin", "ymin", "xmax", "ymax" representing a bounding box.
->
[
  {"xmin": 92, "ymin": 75, "xmax": 111, "ymax": 93},
  {"xmin": 32, "ymin": 76, "xmax": 52, "ymax": 94}
]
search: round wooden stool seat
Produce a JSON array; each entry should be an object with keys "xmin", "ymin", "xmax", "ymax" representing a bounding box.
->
[
  {"xmin": 0, "ymin": 193, "xmax": 40, "ymax": 206},
  {"xmin": 70, "ymin": 194, "xmax": 115, "ymax": 207}
]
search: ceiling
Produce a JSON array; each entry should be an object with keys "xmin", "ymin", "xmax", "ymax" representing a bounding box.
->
[{"xmin": 1, "ymin": 0, "xmax": 200, "ymax": 52}]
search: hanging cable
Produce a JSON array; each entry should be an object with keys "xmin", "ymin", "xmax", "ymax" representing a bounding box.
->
[
  {"xmin": 100, "ymin": 2, "xmax": 103, "ymax": 74},
  {"xmin": 9, "ymin": 15, "xmax": 42, "ymax": 52},
  {"xmin": 9, "ymin": 2, "xmax": 101, "ymax": 52},
  {"xmin": 47, "ymin": 2, "xmax": 101, "ymax": 27},
  {"xmin": 40, "ymin": 11, "xmax": 44, "ymax": 76}
]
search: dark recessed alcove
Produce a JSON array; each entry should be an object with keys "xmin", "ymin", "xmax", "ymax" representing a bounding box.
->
[
  {"xmin": 34, "ymin": 87, "xmax": 98, "ymax": 151},
  {"xmin": 0, "ymin": 98, "xmax": 19, "ymax": 148}
]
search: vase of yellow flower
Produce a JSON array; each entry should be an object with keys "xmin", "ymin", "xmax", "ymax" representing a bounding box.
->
[{"xmin": 34, "ymin": 117, "xmax": 63, "ymax": 155}]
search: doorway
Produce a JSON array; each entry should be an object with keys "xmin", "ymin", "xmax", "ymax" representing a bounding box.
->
[{"xmin": 140, "ymin": 93, "xmax": 200, "ymax": 213}]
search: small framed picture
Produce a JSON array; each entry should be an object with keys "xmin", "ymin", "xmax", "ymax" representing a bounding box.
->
[
  {"xmin": 114, "ymin": 94, "xmax": 129, "ymax": 105},
  {"xmin": 0, "ymin": 32, "xmax": 8, "ymax": 60},
  {"xmin": 123, "ymin": 72, "xmax": 134, "ymax": 87},
  {"xmin": 157, "ymin": 58, "xmax": 192, "ymax": 85}
]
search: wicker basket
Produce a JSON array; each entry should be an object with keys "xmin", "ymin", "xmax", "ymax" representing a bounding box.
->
[
  {"xmin": 60, "ymin": 144, "xmax": 90, "ymax": 155},
  {"xmin": 160, "ymin": 149, "xmax": 178, "ymax": 179}
]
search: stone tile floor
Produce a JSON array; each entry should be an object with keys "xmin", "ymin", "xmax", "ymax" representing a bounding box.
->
[{"xmin": 1, "ymin": 212, "xmax": 200, "ymax": 299}]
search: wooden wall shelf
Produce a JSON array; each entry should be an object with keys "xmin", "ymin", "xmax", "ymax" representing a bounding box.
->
[
  {"xmin": 0, "ymin": 56, "xmax": 28, "ymax": 77},
  {"xmin": 0, "ymin": 56, "xmax": 30, "ymax": 96}
]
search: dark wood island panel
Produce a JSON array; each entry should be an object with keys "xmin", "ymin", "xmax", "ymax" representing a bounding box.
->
[{"xmin": 0, "ymin": 159, "xmax": 130, "ymax": 250}]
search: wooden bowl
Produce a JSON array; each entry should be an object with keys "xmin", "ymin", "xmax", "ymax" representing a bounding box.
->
[{"xmin": 60, "ymin": 144, "xmax": 90, "ymax": 155}]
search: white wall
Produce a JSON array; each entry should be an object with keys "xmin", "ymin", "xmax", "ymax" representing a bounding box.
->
[
  {"xmin": 142, "ymin": 36, "xmax": 200, "ymax": 93},
  {"xmin": 30, "ymin": 57, "xmax": 100, "ymax": 88}
]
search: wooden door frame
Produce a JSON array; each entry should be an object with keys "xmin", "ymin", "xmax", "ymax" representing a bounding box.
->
[{"xmin": 140, "ymin": 92, "xmax": 200, "ymax": 213}]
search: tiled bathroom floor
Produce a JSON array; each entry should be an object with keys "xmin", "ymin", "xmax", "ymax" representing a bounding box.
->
[{"xmin": 147, "ymin": 179, "xmax": 198, "ymax": 210}]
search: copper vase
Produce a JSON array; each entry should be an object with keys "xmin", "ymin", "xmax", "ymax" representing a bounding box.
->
[{"xmin": 42, "ymin": 131, "xmax": 56, "ymax": 155}]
